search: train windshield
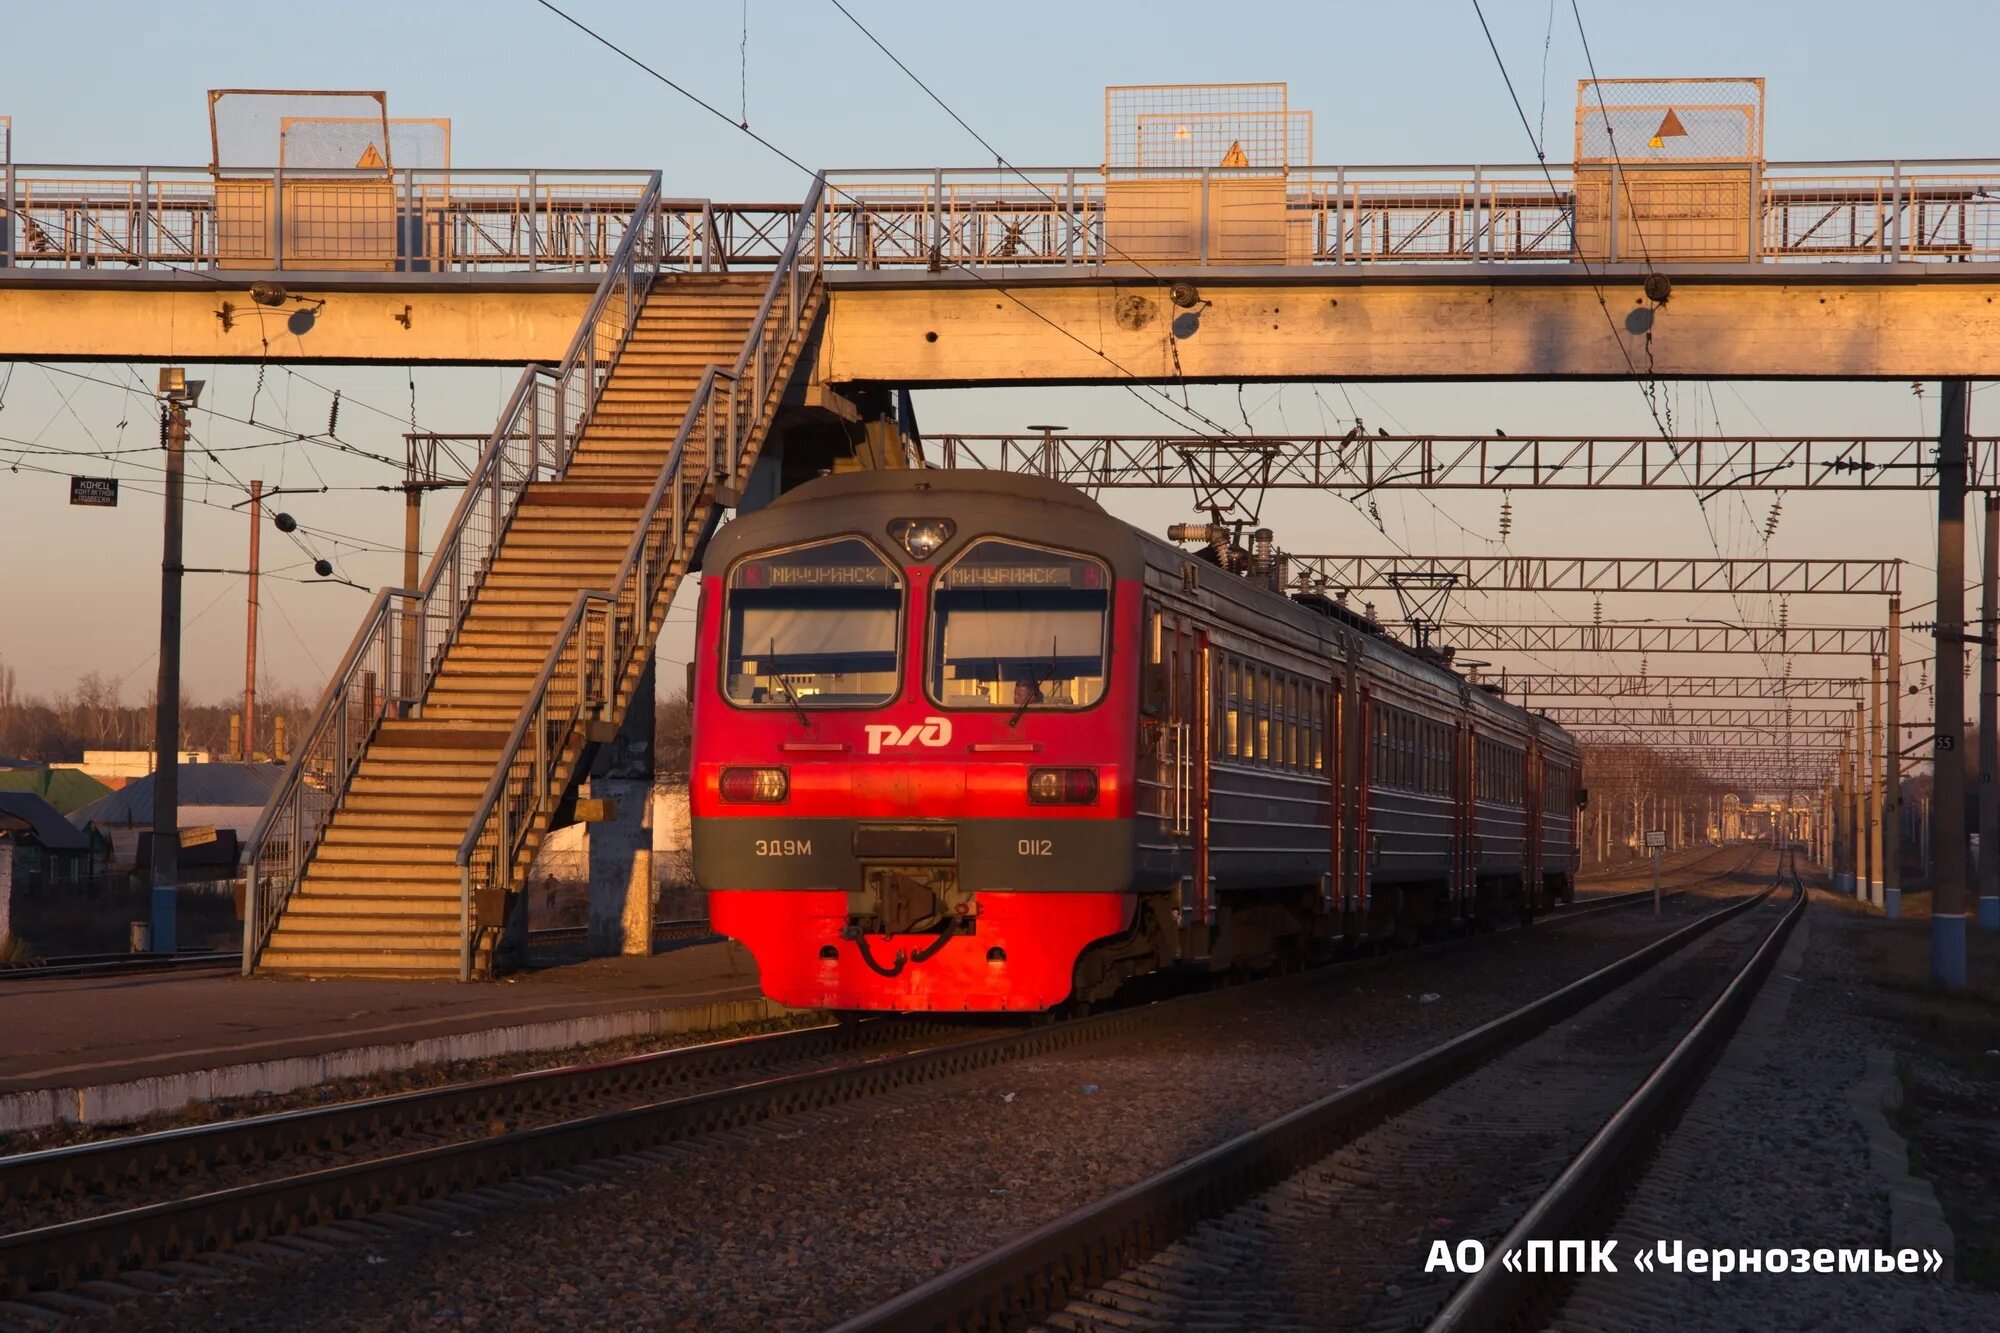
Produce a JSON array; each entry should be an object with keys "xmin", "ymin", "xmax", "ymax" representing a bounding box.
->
[
  {"xmin": 930, "ymin": 538, "xmax": 1109, "ymax": 711},
  {"xmin": 724, "ymin": 537, "xmax": 903, "ymax": 707}
]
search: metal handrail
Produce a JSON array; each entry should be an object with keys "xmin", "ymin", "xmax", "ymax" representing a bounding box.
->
[
  {"xmin": 453, "ymin": 172, "xmax": 830, "ymax": 979},
  {"xmin": 240, "ymin": 171, "xmax": 668, "ymax": 972}
]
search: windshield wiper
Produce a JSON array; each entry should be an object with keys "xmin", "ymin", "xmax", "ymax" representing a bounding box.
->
[
  {"xmin": 767, "ymin": 637, "xmax": 811, "ymax": 728},
  {"xmin": 1006, "ymin": 640, "xmax": 1061, "ymax": 727}
]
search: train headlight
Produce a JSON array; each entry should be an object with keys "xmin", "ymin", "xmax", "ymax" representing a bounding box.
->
[
  {"xmin": 1027, "ymin": 768, "xmax": 1098, "ymax": 805},
  {"xmin": 888, "ymin": 517, "xmax": 955, "ymax": 560},
  {"xmin": 719, "ymin": 766, "xmax": 789, "ymax": 803}
]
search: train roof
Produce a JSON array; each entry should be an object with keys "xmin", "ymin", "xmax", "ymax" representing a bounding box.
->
[
  {"xmin": 705, "ymin": 469, "xmax": 1576, "ymax": 753},
  {"xmin": 764, "ymin": 468, "xmax": 1107, "ymax": 514}
]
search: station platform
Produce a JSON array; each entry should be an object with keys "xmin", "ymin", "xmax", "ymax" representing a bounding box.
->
[{"xmin": 0, "ymin": 940, "xmax": 781, "ymax": 1135}]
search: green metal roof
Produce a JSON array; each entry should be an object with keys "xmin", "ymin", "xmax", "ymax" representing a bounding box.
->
[{"xmin": 0, "ymin": 766, "xmax": 114, "ymax": 816}]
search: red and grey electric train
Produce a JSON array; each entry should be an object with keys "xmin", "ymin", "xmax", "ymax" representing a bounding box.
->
[{"xmin": 691, "ymin": 471, "xmax": 1582, "ymax": 1013}]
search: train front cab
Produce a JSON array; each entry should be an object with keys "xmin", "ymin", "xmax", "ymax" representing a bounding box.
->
[{"xmin": 691, "ymin": 483, "xmax": 1149, "ymax": 1013}]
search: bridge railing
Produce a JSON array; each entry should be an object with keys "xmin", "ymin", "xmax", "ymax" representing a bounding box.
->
[
  {"xmin": 814, "ymin": 160, "xmax": 2000, "ymax": 267},
  {"xmin": 239, "ymin": 172, "xmax": 668, "ymax": 972},
  {"xmin": 454, "ymin": 174, "xmax": 830, "ymax": 979},
  {"xmin": 9, "ymin": 159, "xmax": 1999, "ymax": 274},
  {"xmin": 0, "ymin": 164, "xmax": 721, "ymax": 273}
]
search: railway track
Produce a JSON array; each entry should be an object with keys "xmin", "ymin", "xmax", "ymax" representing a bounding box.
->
[
  {"xmin": 0, "ymin": 872, "xmax": 1752, "ymax": 1313},
  {"xmin": 833, "ymin": 857, "xmax": 1801, "ymax": 1332},
  {"xmin": 0, "ymin": 919, "xmax": 715, "ymax": 984}
]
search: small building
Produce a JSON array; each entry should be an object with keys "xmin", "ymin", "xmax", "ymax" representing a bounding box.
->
[
  {"xmin": 0, "ymin": 763, "xmax": 114, "ymax": 816},
  {"xmin": 54, "ymin": 749, "xmax": 212, "ymax": 791},
  {"xmin": 70, "ymin": 762, "xmax": 284, "ymax": 874},
  {"xmin": 0, "ymin": 792, "xmax": 100, "ymax": 922}
]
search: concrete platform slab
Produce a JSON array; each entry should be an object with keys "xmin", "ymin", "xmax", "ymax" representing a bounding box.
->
[{"xmin": 0, "ymin": 941, "xmax": 786, "ymax": 1135}]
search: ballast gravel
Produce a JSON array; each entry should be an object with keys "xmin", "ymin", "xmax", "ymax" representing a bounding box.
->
[{"xmin": 78, "ymin": 865, "xmax": 1776, "ymax": 1332}]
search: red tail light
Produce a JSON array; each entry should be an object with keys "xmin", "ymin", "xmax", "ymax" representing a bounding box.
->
[
  {"xmin": 719, "ymin": 766, "xmax": 788, "ymax": 803},
  {"xmin": 1028, "ymin": 768, "xmax": 1098, "ymax": 805}
]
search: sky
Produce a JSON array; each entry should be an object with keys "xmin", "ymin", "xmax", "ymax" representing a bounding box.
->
[{"xmin": 1, "ymin": 0, "xmax": 1994, "ymax": 768}]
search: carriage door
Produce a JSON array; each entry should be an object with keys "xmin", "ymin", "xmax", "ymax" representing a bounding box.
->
[
  {"xmin": 1154, "ymin": 613, "xmax": 1196, "ymax": 874},
  {"xmin": 1526, "ymin": 741, "xmax": 1544, "ymax": 909},
  {"xmin": 1187, "ymin": 631, "xmax": 1214, "ymax": 936}
]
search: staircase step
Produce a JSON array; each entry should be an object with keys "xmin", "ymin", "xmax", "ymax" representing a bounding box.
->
[
  {"xmin": 312, "ymin": 843, "xmax": 460, "ymax": 867},
  {"xmin": 290, "ymin": 877, "xmax": 469, "ymax": 898},
  {"xmin": 258, "ymin": 947, "xmax": 465, "ymax": 976},
  {"xmin": 258, "ymin": 277, "xmax": 817, "ymax": 977},
  {"xmin": 320, "ymin": 827, "xmax": 467, "ymax": 849},
  {"xmin": 285, "ymin": 897, "xmax": 465, "ymax": 920}
]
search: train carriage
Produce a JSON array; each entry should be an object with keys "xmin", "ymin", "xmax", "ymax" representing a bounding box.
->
[{"xmin": 691, "ymin": 471, "xmax": 1582, "ymax": 1013}]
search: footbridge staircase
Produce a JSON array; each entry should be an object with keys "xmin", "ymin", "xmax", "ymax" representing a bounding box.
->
[{"xmin": 241, "ymin": 174, "xmax": 828, "ymax": 978}]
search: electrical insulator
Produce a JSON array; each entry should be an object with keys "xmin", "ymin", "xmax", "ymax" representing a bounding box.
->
[
  {"xmin": 1592, "ymin": 597, "xmax": 1603, "ymax": 629},
  {"xmin": 1778, "ymin": 601, "xmax": 1789, "ymax": 632},
  {"xmin": 1498, "ymin": 492, "xmax": 1513, "ymax": 542},
  {"xmin": 327, "ymin": 390, "xmax": 342, "ymax": 439},
  {"xmin": 1765, "ymin": 496, "xmax": 1782, "ymax": 540}
]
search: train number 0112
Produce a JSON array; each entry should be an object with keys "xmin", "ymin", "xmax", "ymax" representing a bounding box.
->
[{"xmin": 1016, "ymin": 838, "xmax": 1053, "ymax": 857}]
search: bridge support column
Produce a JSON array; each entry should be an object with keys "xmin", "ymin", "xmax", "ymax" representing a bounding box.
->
[
  {"xmin": 1869, "ymin": 655, "xmax": 1885, "ymax": 908},
  {"xmin": 1981, "ymin": 494, "xmax": 2000, "ymax": 931},
  {"xmin": 588, "ymin": 661, "xmax": 657, "ymax": 957},
  {"xmin": 1887, "ymin": 596, "xmax": 1903, "ymax": 916},
  {"xmin": 1934, "ymin": 380, "xmax": 1971, "ymax": 985}
]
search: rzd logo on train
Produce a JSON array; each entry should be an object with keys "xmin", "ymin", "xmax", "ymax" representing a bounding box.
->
[{"xmin": 864, "ymin": 716, "xmax": 953, "ymax": 755}]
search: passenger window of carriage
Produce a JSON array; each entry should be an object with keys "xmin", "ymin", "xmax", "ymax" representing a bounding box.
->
[
  {"xmin": 1282, "ymin": 678, "xmax": 1296, "ymax": 769},
  {"xmin": 1216, "ymin": 656, "xmax": 1232, "ymax": 756},
  {"xmin": 1311, "ymin": 688, "xmax": 1325, "ymax": 773},
  {"xmin": 1288, "ymin": 676, "xmax": 1304, "ymax": 768},
  {"xmin": 724, "ymin": 536, "xmax": 903, "ymax": 708},
  {"xmin": 1253, "ymin": 668, "xmax": 1269, "ymax": 764},
  {"xmin": 930, "ymin": 538, "xmax": 1109, "ymax": 711}
]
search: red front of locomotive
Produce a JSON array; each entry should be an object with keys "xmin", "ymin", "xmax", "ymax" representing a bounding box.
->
[{"xmin": 690, "ymin": 475, "xmax": 1144, "ymax": 1012}]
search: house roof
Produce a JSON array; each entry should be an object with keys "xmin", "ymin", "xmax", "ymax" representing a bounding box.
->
[
  {"xmin": 0, "ymin": 792, "xmax": 91, "ymax": 852},
  {"xmin": 70, "ymin": 762, "xmax": 286, "ymax": 828},
  {"xmin": 0, "ymin": 766, "xmax": 114, "ymax": 816}
]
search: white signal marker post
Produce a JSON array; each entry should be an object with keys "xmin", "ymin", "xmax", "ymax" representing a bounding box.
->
[{"xmin": 1645, "ymin": 828, "xmax": 1668, "ymax": 916}]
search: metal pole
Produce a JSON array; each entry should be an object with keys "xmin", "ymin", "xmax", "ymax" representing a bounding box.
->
[
  {"xmin": 1934, "ymin": 379, "xmax": 1970, "ymax": 986},
  {"xmin": 1887, "ymin": 595, "xmax": 1903, "ymax": 916},
  {"xmin": 1982, "ymin": 494, "xmax": 2000, "ymax": 930},
  {"xmin": 1652, "ymin": 842, "xmax": 1660, "ymax": 917},
  {"xmin": 401, "ymin": 469, "xmax": 423, "ymax": 714},
  {"xmin": 1840, "ymin": 728, "xmax": 1856, "ymax": 892},
  {"xmin": 1851, "ymin": 711, "xmax": 1865, "ymax": 897},
  {"xmin": 244, "ymin": 480, "xmax": 261, "ymax": 761},
  {"xmin": 1869, "ymin": 654, "xmax": 1884, "ymax": 908},
  {"xmin": 150, "ymin": 389, "xmax": 187, "ymax": 955}
]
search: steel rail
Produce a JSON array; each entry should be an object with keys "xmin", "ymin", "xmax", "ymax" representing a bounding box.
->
[
  {"xmin": 0, "ymin": 1017, "xmax": 936, "ymax": 1217},
  {"xmin": 0, "ymin": 952, "xmax": 239, "ymax": 982},
  {"xmin": 0, "ymin": 1000, "xmax": 1170, "ymax": 1297},
  {"xmin": 831, "ymin": 874, "xmax": 1785, "ymax": 1333},
  {"xmin": 0, "ymin": 875, "xmax": 1724, "ymax": 1299},
  {"xmin": 1426, "ymin": 863, "xmax": 1807, "ymax": 1331},
  {"xmin": 0, "ymin": 921, "xmax": 715, "ymax": 983},
  {"xmin": 516, "ymin": 918, "xmax": 715, "ymax": 948}
]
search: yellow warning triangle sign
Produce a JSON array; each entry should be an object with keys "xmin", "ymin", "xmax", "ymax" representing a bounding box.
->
[
  {"xmin": 1647, "ymin": 109, "xmax": 1688, "ymax": 150},
  {"xmin": 1218, "ymin": 139, "xmax": 1249, "ymax": 168},
  {"xmin": 355, "ymin": 142, "xmax": 386, "ymax": 170}
]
